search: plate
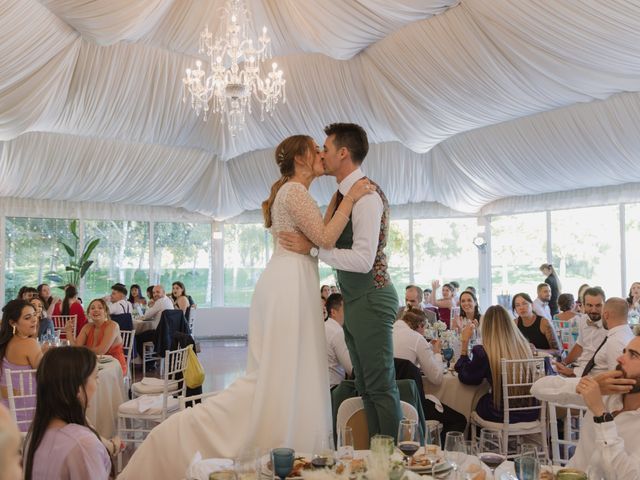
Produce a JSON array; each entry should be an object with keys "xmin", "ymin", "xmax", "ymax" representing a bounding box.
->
[{"xmin": 406, "ymin": 460, "xmax": 452, "ymax": 474}]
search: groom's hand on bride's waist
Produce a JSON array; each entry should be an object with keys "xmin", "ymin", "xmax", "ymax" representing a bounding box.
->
[{"xmin": 279, "ymin": 232, "xmax": 313, "ymax": 254}]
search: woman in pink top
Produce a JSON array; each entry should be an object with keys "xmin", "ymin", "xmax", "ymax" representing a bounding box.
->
[
  {"xmin": 23, "ymin": 347, "xmax": 111, "ymax": 480},
  {"xmin": 52, "ymin": 286, "xmax": 88, "ymax": 336}
]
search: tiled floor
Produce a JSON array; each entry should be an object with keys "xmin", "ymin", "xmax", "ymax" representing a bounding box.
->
[{"xmin": 198, "ymin": 337, "xmax": 248, "ymax": 393}]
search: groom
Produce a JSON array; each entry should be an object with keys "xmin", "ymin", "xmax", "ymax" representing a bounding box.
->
[{"xmin": 280, "ymin": 123, "xmax": 402, "ymax": 439}]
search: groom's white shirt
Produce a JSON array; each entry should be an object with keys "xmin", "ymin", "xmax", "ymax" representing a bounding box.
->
[{"xmin": 318, "ymin": 168, "xmax": 383, "ymax": 273}]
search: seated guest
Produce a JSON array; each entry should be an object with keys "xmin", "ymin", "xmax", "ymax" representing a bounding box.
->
[
  {"xmin": 455, "ymin": 305, "xmax": 539, "ymax": 423},
  {"xmin": 108, "ymin": 283, "xmax": 133, "ymax": 316},
  {"xmin": 135, "ymin": 285, "xmax": 174, "ymax": 359},
  {"xmin": 37, "ymin": 283, "xmax": 59, "ymax": 318},
  {"xmin": 18, "ymin": 287, "xmax": 38, "ymax": 302},
  {"xmin": 128, "ymin": 284, "xmax": 147, "ymax": 307},
  {"xmin": 449, "ymin": 281, "xmax": 460, "ymax": 304},
  {"xmin": 575, "ymin": 283, "xmax": 591, "ymax": 314},
  {"xmin": 533, "ymin": 283, "xmax": 553, "ymax": 321},
  {"xmin": 171, "ymin": 281, "xmax": 191, "ymax": 317},
  {"xmin": 0, "ymin": 403, "xmax": 22, "ymax": 480},
  {"xmin": 398, "ymin": 285, "xmax": 436, "ymax": 324},
  {"xmin": 531, "ymin": 335, "xmax": 640, "ymax": 478},
  {"xmin": 52, "ymin": 286, "xmax": 88, "ymax": 336},
  {"xmin": 29, "ymin": 297, "xmax": 54, "ymax": 341},
  {"xmin": 431, "ymin": 280, "xmax": 456, "ymax": 310},
  {"xmin": 421, "ymin": 287, "xmax": 434, "ymax": 310},
  {"xmin": 453, "ymin": 290, "xmax": 481, "ymax": 332},
  {"xmin": 556, "ymin": 287, "xmax": 608, "ymax": 377},
  {"xmin": 320, "ymin": 285, "xmax": 331, "ymax": 302},
  {"xmin": 627, "ymin": 281, "xmax": 640, "ymax": 317},
  {"xmin": 513, "ymin": 292, "xmax": 561, "ymax": 357},
  {"xmin": 65, "ymin": 299, "xmax": 127, "ymax": 375},
  {"xmin": 324, "ymin": 293, "xmax": 352, "ymax": 388},
  {"xmin": 330, "ymin": 285, "xmax": 339, "ymax": 294},
  {"xmin": 0, "ymin": 300, "xmax": 47, "ymax": 432},
  {"xmin": 146, "ymin": 285, "xmax": 155, "ymax": 308},
  {"xmin": 554, "ymin": 293, "xmax": 578, "ymax": 325},
  {"xmin": 22, "ymin": 347, "xmax": 111, "ymax": 480},
  {"xmin": 394, "ymin": 307, "xmax": 466, "ymax": 438}
]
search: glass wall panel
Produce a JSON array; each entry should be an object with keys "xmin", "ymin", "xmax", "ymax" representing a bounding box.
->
[
  {"xmin": 387, "ymin": 220, "xmax": 410, "ymax": 302},
  {"xmin": 413, "ymin": 218, "xmax": 479, "ymax": 296},
  {"xmin": 491, "ymin": 212, "xmax": 547, "ymax": 306},
  {"xmin": 154, "ymin": 222, "xmax": 212, "ymax": 306},
  {"xmin": 223, "ymin": 224, "xmax": 267, "ymax": 306},
  {"xmin": 626, "ymin": 203, "xmax": 640, "ymax": 294},
  {"xmin": 4, "ymin": 217, "xmax": 74, "ymax": 301},
  {"xmin": 83, "ymin": 220, "xmax": 149, "ymax": 302},
  {"xmin": 551, "ymin": 206, "xmax": 621, "ymax": 298}
]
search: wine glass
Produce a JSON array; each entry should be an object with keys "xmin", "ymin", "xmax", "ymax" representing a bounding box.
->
[
  {"xmin": 442, "ymin": 345, "xmax": 454, "ymax": 368},
  {"xmin": 337, "ymin": 426, "xmax": 354, "ymax": 462},
  {"xmin": 478, "ymin": 429, "xmax": 505, "ymax": 479},
  {"xmin": 311, "ymin": 434, "xmax": 334, "ymax": 469},
  {"xmin": 444, "ymin": 431, "xmax": 466, "ymax": 476},
  {"xmin": 397, "ymin": 419, "xmax": 420, "ymax": 464},
  {"xmin": 424, "ymin": 421, "xmax": 442, "ymax": 477},
  {"xmin": 271, "ymin": 448, "xmax": 295, "ymax": 480}
]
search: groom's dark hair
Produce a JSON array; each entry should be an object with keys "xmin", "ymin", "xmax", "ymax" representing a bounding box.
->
[{"xmin": 324, "ymin": 123, "xmax": 369, "ymax": 165}]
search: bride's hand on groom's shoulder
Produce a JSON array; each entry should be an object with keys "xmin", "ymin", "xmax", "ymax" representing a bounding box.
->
[
  {"xmin": 279, "ymin": 231, "xmax": 313, "ymax": 254},
  {"xmin": 348, "ymin": 179, "xmax": 376, "ymax": 202}
]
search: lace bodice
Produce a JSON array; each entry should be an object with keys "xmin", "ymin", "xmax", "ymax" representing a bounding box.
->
[{"xmin": 270, "ymin": 182, "xmax": 348, "ymax": 249}]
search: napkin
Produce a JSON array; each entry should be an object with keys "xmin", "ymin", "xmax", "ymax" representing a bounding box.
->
[
  {"xmin": 185, "ymin": 452, "xmax": 234, "ymax": 480},
  {"xmin": 425, "ymin": 394, "xmax": 444, "ymax": 413},
  {"xmin": 136, "ymin": 394, "xmax": 164, "ymax": 413}
]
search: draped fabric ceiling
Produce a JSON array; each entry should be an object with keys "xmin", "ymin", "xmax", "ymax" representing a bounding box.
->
[{"xmin": 2, "ymin": 0, "xmax": 640, "ymax": 220}]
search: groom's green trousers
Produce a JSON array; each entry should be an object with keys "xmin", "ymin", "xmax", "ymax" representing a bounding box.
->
[{"xmin": 342, "ymin": 283, "xmax": 402, "ymax": 439}]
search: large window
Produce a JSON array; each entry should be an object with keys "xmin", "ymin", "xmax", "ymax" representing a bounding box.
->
[
  {"xmin": 491, "ymin": 212, "xmax": 547, "ymax": 305},
  {"xmin": 387, "ymin": 220, "xmax": 410, "ymax": 301},
  {"xmin": 551, "ymin": 206, "xmax": 621, "ymax": 298},
  {"xmin": 4, "ymin": 217, "xmax": 73, "ymax": 299},
  {"xmin": 413, "ymin": 218, "xmax": 479, "ymax": 293},
  {"xmin": 626, "ymin": 203, "xmax": 640, "ymax": 292},
  {"xmin": 223, "ymin": 223, "xmax": 268, "ymax": 306},
  {"xmin": 83, "ymin": 221, "xmax": 149, "ymax": 302},
  {"xmin": 154, "ymin": 222, "xmax": 212, "ymax": 306}
]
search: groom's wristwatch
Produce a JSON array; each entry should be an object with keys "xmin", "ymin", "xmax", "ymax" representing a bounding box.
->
[
  {"xmin": 593, "ymin": 412, "xmax": 614, "ymax": 423},
  {"xmin": 309, "ymin": 247, "xmax": 319, "ymax": 257}
]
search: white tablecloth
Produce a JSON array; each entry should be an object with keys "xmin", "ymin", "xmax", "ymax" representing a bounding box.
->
[
  {"xmin": 133, "ymin": 318, "xmax": 155, "ymax": 335},
  {"xmin": 422, "ymin": 371, "xmax": 490, "ymax": 420},
  {"xmin": 87, "ymin": 355, "xmax": 126, "ymax": 438}
]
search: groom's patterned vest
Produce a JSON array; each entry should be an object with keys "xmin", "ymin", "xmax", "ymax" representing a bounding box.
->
[{"xmin": 334, "ymin": 178, "xmax": 392, "ymax": 300}]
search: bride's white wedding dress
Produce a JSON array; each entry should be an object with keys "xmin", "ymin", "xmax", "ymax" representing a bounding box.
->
[{"xmin": 119, "ymin": 182, "xmax": 350, "ymax": 480}]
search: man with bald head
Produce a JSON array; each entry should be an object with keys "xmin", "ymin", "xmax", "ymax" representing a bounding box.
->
[{"xmin": 135, "ymin": 284, "xmax": 175, "ymax": 362}]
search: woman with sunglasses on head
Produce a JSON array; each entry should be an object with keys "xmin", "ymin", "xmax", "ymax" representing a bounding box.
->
[{"xmin": 23, "ymin": 346, "xmax": 111, "ymax": 479}]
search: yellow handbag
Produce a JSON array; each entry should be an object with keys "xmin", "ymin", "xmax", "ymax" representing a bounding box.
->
[{"xmin": 184, "ymin": 344, "xmax": 205, "ymax": 389}]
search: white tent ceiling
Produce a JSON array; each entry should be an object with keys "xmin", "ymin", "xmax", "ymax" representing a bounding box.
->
[{"xmin": 2, "ymin": 0, "xmax": 640, "ymax": 220}]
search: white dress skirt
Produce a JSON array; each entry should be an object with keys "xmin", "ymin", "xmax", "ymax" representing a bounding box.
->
[{"xmin": 118, "ymin": 246, "xmax": 332, "ymax": 480}]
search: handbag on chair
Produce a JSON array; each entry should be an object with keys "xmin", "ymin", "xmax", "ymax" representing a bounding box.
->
[{"xmin": 184, "ymin": 344, "xmax": 205, "ymax": 389}]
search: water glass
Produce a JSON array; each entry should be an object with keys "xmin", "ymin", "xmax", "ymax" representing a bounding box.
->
[
  {"xmin": 514, "ymin": 455, "xmax": 540, "ymax": 480},
  {"xmin": 271, "ymin": 448, "xmax": 295, "ymax": 480},
  {"xmin": 370, "ymin": 434, "xmax": 394, "ymax": 456},
  {"xmin": 337, "ymin": 426, "xmax": 354, "ymax": 461},
  {"xmin": 311, "ymin": 434, "xmax": 334, "ymax": 468}
]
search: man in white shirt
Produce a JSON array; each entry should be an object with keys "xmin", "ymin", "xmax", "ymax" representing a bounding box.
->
[
  {"xmin": 108, "ymin": 283, "xmax": 133, "ymax": 316},
  {"xmin": 324, "ymin": 293, "xmax": 353, "ymax": 388},
  {"xmin": 531, "ymin": 335, "xmax": 640, "ymax": 478},
  {"xmin": 532, "ymin": 283, "xmax": 552, "ymax": 320},
  {"xmin": 135, "ymin": 284, "xmax": 175, "ymax": 359},
  {"xmin": 556, "ymin": 287, "xmax": 608, "ymax": 377}
]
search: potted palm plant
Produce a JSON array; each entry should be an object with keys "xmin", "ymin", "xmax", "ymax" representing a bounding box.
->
[{"xmin": 46, "ymin": 220, "xmax": 101, "ymax": 287}]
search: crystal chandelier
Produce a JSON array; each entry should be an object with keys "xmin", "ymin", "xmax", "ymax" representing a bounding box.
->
[{"xmin": 182, "ymin": 0, "xmax": 286, "ymax": 136}]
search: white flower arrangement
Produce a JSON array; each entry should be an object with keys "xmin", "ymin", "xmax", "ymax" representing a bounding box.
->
[
  {"xmin": 440, "ymin": 329, "xmax": 456, "ymax": 344},
  {"xmin": 433, "ymin": 320, "xmax": 447, "ymax": 333}
]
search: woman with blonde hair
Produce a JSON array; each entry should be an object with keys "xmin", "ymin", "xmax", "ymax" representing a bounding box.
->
[{"xmin": 455, "ymin": 305, "xmax": 538, "ymax": 423}]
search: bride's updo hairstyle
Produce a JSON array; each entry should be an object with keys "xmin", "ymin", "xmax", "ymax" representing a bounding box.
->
[{"xmin": 262, "ymin": 135, "xmax": 314, "ymax": 228}]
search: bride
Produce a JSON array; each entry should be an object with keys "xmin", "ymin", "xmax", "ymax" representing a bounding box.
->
[{"xmin": 118, "ymin": 135, "xmax": 372, "ymax": 479}]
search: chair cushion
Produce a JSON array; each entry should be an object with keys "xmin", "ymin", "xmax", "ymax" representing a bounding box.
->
[
  {"xmin": 470, "ymin": 411, "xmax": 542, "ymax": 432},
  {"xmin": 118, "ymin": 395, "xmax": 180, "ymax": 415},
  {"xmin": 132, "ymin": 377, "xmax": 180, "ymax": 395}
]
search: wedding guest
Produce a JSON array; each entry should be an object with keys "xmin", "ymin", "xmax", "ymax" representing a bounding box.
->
[
  {"xmin": 554, "ymin": 293, "xmax": 578, "ymax": 325},
  {"xmin": 0, "ymin": 300, "xmax": 47, "ymax": 432},
  {"xmin": 135, "ymin": 285, "xmax": 174, "ymax": 359},
  {"xmin": 532, "ymin": 283, "xmax": 553, "ymax": 321},
  {"xmin": 575, "ymin": 283, "xmax": 591, "ymax": 314},
  {"xmin": 397, "ymin": 285, "xmax": 436, "ymax": 324},
  {"xmin": 465, "ymin": 286, "xmax": 477, "ymax": 297},
  {"xmin": 108, "ymin": 283, "xmax": 133, "ymax": 316},
  {"xmin": 513, "ymin": 292, "xmax": 561, "ymax": 357},
  {"xmin": 320, "ymin": 285, "xmax": 331, "ymax": 302},
  {"xmin": 627, "ymin": 281, "xmax": 640, "ymax": 317},
  {"xmin": 65, "ymin": 299, "xmax": 127, "ymax": 375},
  {"xmin": 22, "ymin": 347, "xmax": 111, "ymax": 480},
  {"xmin": 146, "ymin": 285, "xmax": 155, "ymax": 307},
  {"xmin": 19, "ymin": 287, "xmax": 38, "ymax": 302},
  {"xmin": 29, "ymin": 297, "xmax": 54, "ymax": 341},
  {"xmin": 453, "ymin": 290, "xmax": 481, "ymax": 332},
  {"xmin": 455, "ymin": 305, "xmax": 539, "ymax": 423},
  {"xmin": 128, "ymin": 284, "xmax": 147, "ymax": 307},
  {"xmin": 431, "ymin": 280, "xmax": 456, "ymax": 310},
  {"xmin": 540, "ymin": 263, "xmax": 562, "ymax": 316},
  {"xmin": 171, "ymin": 281, "xmax": 190, "ymax": 317},
  {"xmin": 449, "ymin": 281, "xmax": 460, "ymax": 304},
  {"xmin": 421, "ymin": 288, "xmax": 434, "ymax": 309},
  {"xmin": 0, "ymin": 403, "xmax": 22, "ymax": 480},
  {"xmin": 324, "ymin": 294, "xmax": 352, "ymax": 388},
  {"xmin": 37, "ymin": 283, "xmax": 59, "ymax": 317},
  {"xmin": 330, "ymin": 285, "xmax": 339, "ymax": 294},
  {"xmin": 52, "ymin": 286, "xmax": 87, "ymax": 336}
]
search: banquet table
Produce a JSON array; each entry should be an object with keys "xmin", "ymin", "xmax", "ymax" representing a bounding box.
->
[
  {"xmin": 422, "ymin": 370, "xmax": 490, "ymax": 420},
  {"xmin": 87, "ymin": 355, "xmax": 126, "ymax": 438},
  {"xmin": 133, "ymin": 317, "xmax": 155, "ymax": 335}
]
